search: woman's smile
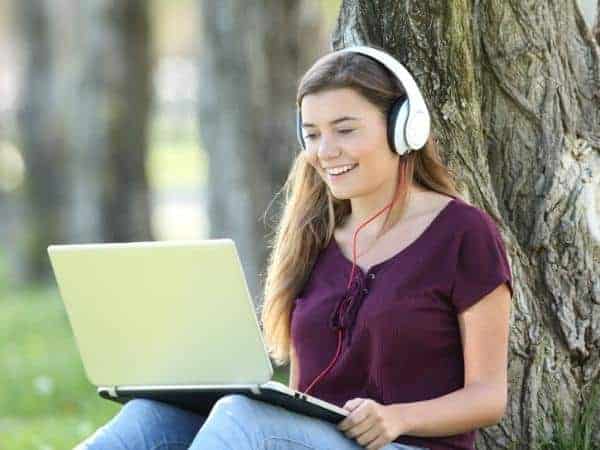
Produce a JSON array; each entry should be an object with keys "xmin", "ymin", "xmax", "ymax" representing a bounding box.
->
[{"xmin": 326, "ymin": 163, "xmax": 359, "ymax": 180}]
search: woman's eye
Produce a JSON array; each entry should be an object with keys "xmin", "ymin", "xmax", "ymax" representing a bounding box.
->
[{"xmin": 304, "ymin": 129, "xmax": 353, "ymax": 141}]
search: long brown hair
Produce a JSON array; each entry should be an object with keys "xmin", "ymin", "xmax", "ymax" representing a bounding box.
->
[{"xmin": 259, "ymin": 45, "xmax": 462, "ymax": 366}]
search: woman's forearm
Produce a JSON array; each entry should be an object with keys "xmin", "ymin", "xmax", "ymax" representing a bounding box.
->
[{"xmin": 388, "ymin": 382, "xmax": 506, "ymax": 438}]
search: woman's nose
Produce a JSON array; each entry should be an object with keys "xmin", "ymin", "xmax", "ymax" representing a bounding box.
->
[{"xmin": 317, "ymin": 134, "xmax": 340, "ymax": 158}]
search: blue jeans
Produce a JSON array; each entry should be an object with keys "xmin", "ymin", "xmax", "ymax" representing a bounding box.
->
[{"xmin": 75, "ymin": 394, "xmax": 430, "ymax": 450}]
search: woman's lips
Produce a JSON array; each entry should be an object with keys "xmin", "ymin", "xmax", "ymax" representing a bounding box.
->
[{"xmin": 327, "ymin": 164, "xmax": 358, "ymax": 180}]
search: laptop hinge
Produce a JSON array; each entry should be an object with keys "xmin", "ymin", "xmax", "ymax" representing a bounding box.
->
[
  {"xmin": 250, "ymin": 385, "xmax": 260, "ymax": 395},
  {"xmin": 106, "ymin": 386, "xmax": 118, "ymax": 398}
]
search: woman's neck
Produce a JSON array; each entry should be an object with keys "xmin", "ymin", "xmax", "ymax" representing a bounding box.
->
[{"xmin": 346, "ymin": 184, "xmax": 431, "ymax": 237}]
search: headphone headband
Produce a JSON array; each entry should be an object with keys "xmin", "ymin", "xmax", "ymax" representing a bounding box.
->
[
  {"xmin": 297, "ymin": 45, "xmax": 431, "ymax": 153},
  {"xmin": 335, "ymin": 46, "xmax": 430, "ymax": 149}
]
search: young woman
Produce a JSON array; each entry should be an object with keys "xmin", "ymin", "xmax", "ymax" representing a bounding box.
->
[{"xmin": 76, "ymin": 45, "xmax": 513, "ymax": 450}]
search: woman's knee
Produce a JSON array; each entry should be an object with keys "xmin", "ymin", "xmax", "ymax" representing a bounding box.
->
[
  {"xmin": 122, "ymin": 398, "xmax": 177, "ymax": 418},
  {"xmin": 188, "ymin": 395, "xmax": 270, "ymax": 449},
  {"xmin": 209, "ymin": 394, "xmax": 271, "ymax": 425},
  {"xmin": 211, "ymin": 395, "xmax": 256, "ymax": 414},
  {"xmin": 76, "ymin": 398, "xmax": 205, "ymax": 450}
]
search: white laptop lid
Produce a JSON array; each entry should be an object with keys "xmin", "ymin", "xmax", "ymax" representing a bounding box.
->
[{"xmin": 47, "ymin": 239, "xmax": 274, "ymax": 387}]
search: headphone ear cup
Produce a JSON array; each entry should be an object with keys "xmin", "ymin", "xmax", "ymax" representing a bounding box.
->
[
  {"xmin": 296, "ymin": 108, "xmax": 306, "ymax": 150},
  {"xmin": 387, "ymin": 98, "xmax": 410, "ymax": 155}
]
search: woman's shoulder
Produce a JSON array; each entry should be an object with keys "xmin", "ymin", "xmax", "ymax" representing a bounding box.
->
[
  {"xmin": 448, "ymin": 196, "xmax": 502, "ymax": 235},
  {"xmin": 404, "ymin": 191, "xmax": 496, "ymax": 236}
]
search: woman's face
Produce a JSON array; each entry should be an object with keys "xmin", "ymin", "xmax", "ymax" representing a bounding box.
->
[{"xmin": 300, "ymin": 87, "xmax": 399, "ymax": 200}]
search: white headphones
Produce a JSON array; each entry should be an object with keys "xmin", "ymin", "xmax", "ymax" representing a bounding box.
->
[{"xmin": 296, "ymin": 45, "xmax": 431, "ymax": 156}]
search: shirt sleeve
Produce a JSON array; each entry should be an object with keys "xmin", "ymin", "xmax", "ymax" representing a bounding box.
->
[{"xmin": 450, "ymin": 210, "xmax": 513, "ymax": 313}]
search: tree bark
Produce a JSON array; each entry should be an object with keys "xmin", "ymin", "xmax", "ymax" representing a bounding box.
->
[
  {"xmin": 196, "ymin": 0, "xmax": 325, "ymax": 301},
  {"xmin": 334, "ymin": 1, "xmax": 600, "ymax": 448},
  {"xmin": 595, "ymin": 0, "xmax": 600, "ymax": 43}
]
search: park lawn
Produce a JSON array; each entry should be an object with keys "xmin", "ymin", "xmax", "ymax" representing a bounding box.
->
[
  {"xmin": 0, "ymin": 284, "xmax": 121, "ymax": 449},
  {"xmin": 0, "ymin": 284, "xmax": 288, "ymax": 450}
]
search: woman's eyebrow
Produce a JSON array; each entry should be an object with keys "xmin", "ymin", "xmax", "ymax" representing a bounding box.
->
[{"xmin": 302, "ymin": 116, "xmax": 360, "ymax": 128}]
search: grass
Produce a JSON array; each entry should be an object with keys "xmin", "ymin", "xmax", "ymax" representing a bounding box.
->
[
  {"xmin": 0, "ymin": 283, "xmax": 289, "ymax": 450},
  {"xmin": 534, "ymin": 381, "xmax": 600, "ymax": 450},
  {"xmin": 0, "ymin": 284, "xmax": 121, "ymax": 450}
]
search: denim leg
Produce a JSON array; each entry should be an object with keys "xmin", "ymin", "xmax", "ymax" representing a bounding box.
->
[
  {"xmin": 188, "ymin": 394, "xmax": 427, "ymax": 450},
  {"xmin": 74, "ymin": 398, "xmax": 207, "ymax": 450}
]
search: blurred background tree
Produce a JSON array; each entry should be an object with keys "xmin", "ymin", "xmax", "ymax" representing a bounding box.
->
[
  {"xmin": 69, "ymin": 1, "xmax": 153, "ymax": 243},
  {"xmin": 196, "ymin": 0, "xmax": 326, "ymax": 299},
  {"xmin": 0, "ymin": 0, "xmax": 338, "ymax": 295},
  {"xmin": 0, "ymin": 1, "xmax": 338, "ymax": 448},
  {"xmin": 15, "ymin": 0, "xmax": 153, "ymax": 285},
  {"xmin": 15, "ymin": 0, "xmax": 68, "ymax": 283}
]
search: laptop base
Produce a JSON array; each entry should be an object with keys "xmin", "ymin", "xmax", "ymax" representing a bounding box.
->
[{"xmin": 98, "ymin": 386, "xmax": 346, "ymax": 424}]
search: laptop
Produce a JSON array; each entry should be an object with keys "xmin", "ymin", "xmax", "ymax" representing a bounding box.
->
[{"xmin": 47, "ymin": 239, "xmax": 348, "ymax": 424}]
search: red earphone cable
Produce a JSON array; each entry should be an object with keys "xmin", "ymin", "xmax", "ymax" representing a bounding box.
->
[{"xmin": 302, "ymin": 164, "xmax": 405, "ymax": 396}]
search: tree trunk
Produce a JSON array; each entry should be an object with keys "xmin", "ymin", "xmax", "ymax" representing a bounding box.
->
[
  {"xmin": 334, "ymin": 1, "xmax": 600, "ymax": 449},
  {"xmin": 67, "ymin": 0, "xmax": 153, "ymax": 244},
  {"xmin": 595, "ymin": 0, "xmax": 600, "ymax": 43},
  {"xmin": 196, "ymin": 0, "xmax": 325, "ymax": 301},
  {"xmin": 16, "ymin": 0, "xmax": 68, "ymax": 284}
]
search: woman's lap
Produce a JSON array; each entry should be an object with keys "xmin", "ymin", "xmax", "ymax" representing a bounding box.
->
[
  {"xmin": 76, "ymin": 394, "xmax": 428, "ymax": 450},
  {"xmin": 75, "ymin": 397, "xmax": 206, "ymax": 449}
]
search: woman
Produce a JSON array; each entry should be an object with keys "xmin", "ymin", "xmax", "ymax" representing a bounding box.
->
[{"xmin": 77, "ymin": 45, "xmax": 513, "ymax": 450}]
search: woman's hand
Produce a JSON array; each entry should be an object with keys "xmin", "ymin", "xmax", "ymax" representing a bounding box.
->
[{"xmin": 336, "ymin": 397, "xmax": 409, "ymax": 450}]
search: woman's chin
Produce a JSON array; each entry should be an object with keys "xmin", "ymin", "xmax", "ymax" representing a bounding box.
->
[{"xmin": 328, "ymin": 187, "xmax": 355, "ymax": 200}]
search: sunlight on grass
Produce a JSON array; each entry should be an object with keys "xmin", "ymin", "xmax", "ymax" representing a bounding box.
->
[{"xmin": 0, "ymin": 285, "xmax": 120, "ymax": 449}]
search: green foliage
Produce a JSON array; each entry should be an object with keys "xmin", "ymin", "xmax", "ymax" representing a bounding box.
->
[
  {"xmin": 534, "ymin": 381, "xmax": 600, "ymax": 450},
  {"xmin": 0, "ymin": 284, "xmax": 120, "ymax": 450}
]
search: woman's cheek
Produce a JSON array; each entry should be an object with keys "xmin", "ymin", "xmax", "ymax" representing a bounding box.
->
[{"xmin": 346, "ymin": 138, "xmax": 375, "ymax": 158}]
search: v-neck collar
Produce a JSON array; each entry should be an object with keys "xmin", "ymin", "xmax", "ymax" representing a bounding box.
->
[{"xmin": 330, "ymin": 197, "xmax": 457, "ymax": 277}]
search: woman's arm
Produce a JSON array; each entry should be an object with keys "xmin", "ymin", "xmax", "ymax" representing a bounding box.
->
[
  {"xmin": 288, "ymin": 342, "xmax": 300, "ymax": 391},
  {"xmin": 388, "ymin": 382, "xmax": 506, "ymax": 437}
]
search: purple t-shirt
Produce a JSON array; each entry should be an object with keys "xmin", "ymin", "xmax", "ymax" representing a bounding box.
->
[{"xmin": 290, "ymin": 197, "xmax": 513, "ymax": 450}]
